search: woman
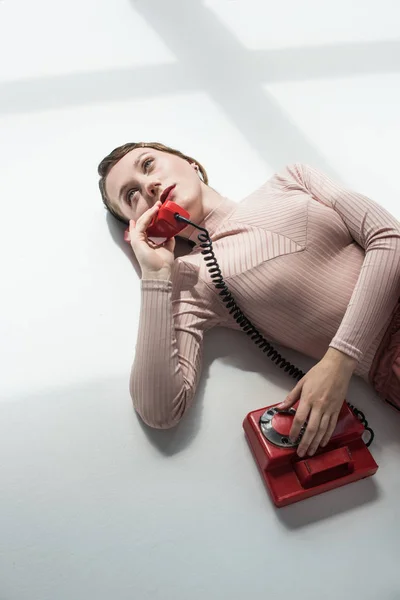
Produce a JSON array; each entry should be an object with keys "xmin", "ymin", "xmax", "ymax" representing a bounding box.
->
[{"xmin": 98, "ymin": 141, "xmax": 400, "ymax": 458}]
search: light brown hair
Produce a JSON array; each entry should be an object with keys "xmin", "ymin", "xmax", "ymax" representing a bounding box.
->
[{"xmin": 98, "ymin": 142, "xmax": 209, "ymax": 224}]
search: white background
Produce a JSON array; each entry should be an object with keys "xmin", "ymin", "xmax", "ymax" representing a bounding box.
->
[{"xmin": 0, "ymin": 1, "xmax": 399, "ymax": 598}]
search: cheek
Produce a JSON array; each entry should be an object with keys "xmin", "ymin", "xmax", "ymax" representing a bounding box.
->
[
  {"xmin": 133, "ymin": 197, "xmax": 152, "ymax": 220},
  {"xmin": 182, "ymin": 172, "xmax": 201, "ymax": 199},
  {"xmin": 120, "ymin": 201, "xmax": 138, "ymax": 222}
]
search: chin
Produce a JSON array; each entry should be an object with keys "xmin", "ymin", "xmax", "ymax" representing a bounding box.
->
[
  {"xmin": 173, "ymin": 196, "xmax": 189, "ymax": 210},
  {"xmin": 175, "ymin": 192, "xmax": 197, "ymax": 210}
]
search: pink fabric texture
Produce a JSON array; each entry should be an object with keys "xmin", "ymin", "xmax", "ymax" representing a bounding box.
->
[
  {"xmin": 130, "ymin": 164, "xmax": 400, "ymax": 428},
  {"xmin": 369, "ymin": 299, "xmax": 400, "ymax": 408}
]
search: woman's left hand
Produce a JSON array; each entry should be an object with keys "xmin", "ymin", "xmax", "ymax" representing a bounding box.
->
[{"xmin": 277, "ymin": 348, "xmax": 358, "ymax": 457}]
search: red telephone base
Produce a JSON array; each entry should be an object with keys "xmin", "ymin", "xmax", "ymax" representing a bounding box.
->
[{"xmin": 243, "ymin": 402, "xmax": 378, "ymax": 507}]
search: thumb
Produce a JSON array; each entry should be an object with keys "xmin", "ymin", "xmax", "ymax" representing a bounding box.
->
[
  {"xmin": 124, "ymin": 220, "xmax": 135, "ymax": 243},
  {"xmin": 164, "ymin": 236, "xmax": 176, "ymax": 253},
  {"xmin": 277, "ymin": 381, "xmax": 303, "ymax": 409}
]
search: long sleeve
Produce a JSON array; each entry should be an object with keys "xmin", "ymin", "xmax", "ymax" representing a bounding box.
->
[
  {"xmin": 129, "ymin": 261, "xmax": 221, "ymax": 429},
  {"xmin": 286, "ymin": 163, "xmax": 400, "ymax": 362}
]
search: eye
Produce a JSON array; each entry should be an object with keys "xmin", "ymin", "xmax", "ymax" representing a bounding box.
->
[
  {"xmin": 127, "ymin": 188, "xmax": 138, "ymax": 204},
  {"xmin": 143, "ymin": 158, "xmax": 153, "ymax": 172}
]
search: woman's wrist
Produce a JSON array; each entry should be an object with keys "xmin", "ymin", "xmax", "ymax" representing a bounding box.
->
[
  {"xmin": 141, "ymin": 268, "xmax": 172, "ymax": 281},
  {"xmin": 323, "ymin": 347, "xmax": 358, "ymax": 375}
]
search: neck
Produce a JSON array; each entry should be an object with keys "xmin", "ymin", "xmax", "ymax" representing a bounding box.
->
[{"xmin": 178, "ymin": 183, "xmax": 225, "ymax": 240}]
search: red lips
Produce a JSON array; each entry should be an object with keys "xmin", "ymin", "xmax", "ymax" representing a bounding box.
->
[{"xmin": 160, "ymin": 184, "xmax": 176, "ymax": 204}]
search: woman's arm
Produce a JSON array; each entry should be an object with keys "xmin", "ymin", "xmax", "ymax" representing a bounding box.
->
[
  {"xmin": 130, "ymin": 263, "xmax": 219, "ymax": 429},
  {"xmin": 286, "ymin": 163, "xmax": 400, "ymax": 363}
]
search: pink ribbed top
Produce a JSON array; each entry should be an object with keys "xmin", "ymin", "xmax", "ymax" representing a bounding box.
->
[{"xmin": 130, "ymin": 164, "xmax": 400, "ymax": 428}]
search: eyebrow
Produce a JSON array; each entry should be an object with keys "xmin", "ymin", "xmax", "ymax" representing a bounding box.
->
[{"xmin": 118, "ymin": 152, "xmax": 148, "ymax": 203}]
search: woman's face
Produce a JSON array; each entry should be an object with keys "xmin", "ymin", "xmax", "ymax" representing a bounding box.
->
[{"xmin": 105, "ymin": 147, "xmax": 203, "ymax": 223}]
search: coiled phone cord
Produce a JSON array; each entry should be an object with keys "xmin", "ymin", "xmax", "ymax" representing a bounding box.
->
[{"xmin": 175, "ymin": 213, "xmax": 375, "ymax": 447}]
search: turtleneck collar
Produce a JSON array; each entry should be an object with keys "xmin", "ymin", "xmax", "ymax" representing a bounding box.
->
[{"xmin": 187, "ymin": 196, "xmax": 237, "ymax": 243}]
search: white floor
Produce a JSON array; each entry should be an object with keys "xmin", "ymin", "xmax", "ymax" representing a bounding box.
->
[{"xmin": 1, "ymin": 1, "xmax": 399, "ymax": 598}]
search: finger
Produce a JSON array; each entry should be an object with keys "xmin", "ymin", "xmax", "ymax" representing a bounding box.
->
[
  {"xmin": 164, "ymin": 236, "xmax": 176, "ymax": 253},
  {"xmin": 289, "ymin": 399, "xmax": 310, "ymax": 443},
  {"xmin": 147, "ymin": 238, "xmax": 162, "ymax": 249},
  {"xmin": 296, "ymin": 408, "xmax": 322, "ymax": 457},
  {"xmin": 124, "ymin": 226, "xmax": 132, "ymax": 243},
  {"xmin": 135, "ymin": 202, "xmax": 162, "ymax": 234},
  {"xmin": 320, "ymin": 412, "xmax": 340, "ymax": 447},
  {"xmin": 277, "ymin": 380, "xmax": 303, "ymax": 409},
  {"xmin": 306, "ymin": 413, "xmax": 331, "ymax": 456}
]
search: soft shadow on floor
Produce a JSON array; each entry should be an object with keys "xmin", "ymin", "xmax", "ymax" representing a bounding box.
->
[{"xmin": 276, "ymin": 478, "xmax": 381, "ymax": 529}]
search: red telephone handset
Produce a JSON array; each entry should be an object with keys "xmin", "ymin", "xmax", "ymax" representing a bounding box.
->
[
  {"xmin": 146, "ymin": 201, "xmax": 190, "ymax": 245},
  {"xmin": 123, "ymin": 201, "xmax": 190, "ymax": 245}
]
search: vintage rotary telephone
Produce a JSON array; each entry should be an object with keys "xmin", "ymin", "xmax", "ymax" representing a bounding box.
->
[{"xmin": 139, "ymin": 200, "xmax": 379, "ymax": 507}]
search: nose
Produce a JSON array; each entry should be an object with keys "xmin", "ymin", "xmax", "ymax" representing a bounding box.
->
[{"xmin": 145, "ymin": 180, "xmax": 160, "ymax": 199}]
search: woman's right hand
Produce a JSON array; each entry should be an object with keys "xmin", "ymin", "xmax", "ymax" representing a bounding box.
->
[{"xmin": 124, "ymin": 201, "xmax": 175, "ymax": 279}]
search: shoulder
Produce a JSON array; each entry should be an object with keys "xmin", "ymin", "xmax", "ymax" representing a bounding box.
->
[
  {"xmin": 269, "ymin": 163, "xmax": 311, "ymax": 188},
  {"xmin": 237, "ymin": 163, "xmax": 311, "ymax": 209}
]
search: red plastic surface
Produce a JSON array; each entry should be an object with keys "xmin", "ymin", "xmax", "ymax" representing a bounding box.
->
[
  {"xmin": 271, "ymin": 412, "xmax": 292, "ymax": 436},
  {"xmin": 147, "ymin": 200, "xmax": 190, "ymax": 242},
  {"xmin": 294, "ymin": 447, "xmax": 355, "ymax": 488},
  {"xmin": 243, "ymin": 402, "xmax": 378, "ymax": 507}
]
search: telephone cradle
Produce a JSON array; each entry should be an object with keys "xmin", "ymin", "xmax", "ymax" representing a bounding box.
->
[{"xmin": 243, "ymin": 402, "xmax": 378, "ymax": 507}]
